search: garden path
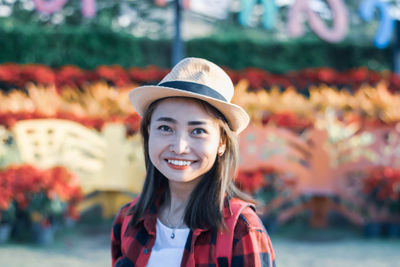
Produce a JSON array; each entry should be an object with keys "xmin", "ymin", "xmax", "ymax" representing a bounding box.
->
[{"xmin": 0, "ymin": 224, "xmax": 399, "ymax": 267}]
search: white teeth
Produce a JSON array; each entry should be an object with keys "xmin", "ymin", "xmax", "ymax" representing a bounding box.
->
[{"xmin": 168, "ymin": 160, "xmax": 192, "ymax": 166}]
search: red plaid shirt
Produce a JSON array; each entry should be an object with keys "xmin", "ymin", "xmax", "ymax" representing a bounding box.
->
[{"xmin": 111, "ymin": 196, "xmax": 276, "ymax": 267}]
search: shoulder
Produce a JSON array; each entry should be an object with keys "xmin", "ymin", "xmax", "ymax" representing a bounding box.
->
[
  {"xmin": 111, "ymin": 198, "xmax": 138, "ymax": 239},
  {"xmin": 224, "ymin": 197, "xmax": 267, "ymax": 236},
  {"xmin": 226, "ymin": 199, "xmax": 276, "ymax": 265},
  {"xmin": 235, "ymin": 205, "xmax": 266, "ymax": 234},
  {"xmin": 226, "ymin": 198, "xmax": 263, "ymax": 231},
  {"xmin": 232, "ymin": 206, "xmax": 276, "ymax": 266},
  {"xmin": 113, "ymin": 197, "xmax": 138, "ymax": 224}
]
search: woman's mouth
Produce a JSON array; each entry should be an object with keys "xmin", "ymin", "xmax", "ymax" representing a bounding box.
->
[{"xmin": 166, "ymin": 159, "xmax": 195, "ymax": 170}]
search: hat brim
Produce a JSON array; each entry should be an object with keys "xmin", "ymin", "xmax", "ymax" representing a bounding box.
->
[{"xmin": 129, "ymin": 85, "xmax": 250, "ymax": 134}]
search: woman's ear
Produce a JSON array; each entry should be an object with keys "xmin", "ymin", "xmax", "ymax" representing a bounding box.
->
[{"xmin": 218, "ymin": 143, "xmax": 226, "ymax": 156}]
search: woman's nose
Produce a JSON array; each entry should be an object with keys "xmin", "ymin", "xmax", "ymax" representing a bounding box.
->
[{"xmin": 169, "ymin": 133, "xmax": 190, "ymax": 154}]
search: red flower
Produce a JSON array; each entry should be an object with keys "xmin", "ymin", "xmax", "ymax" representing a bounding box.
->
[
  {"xmin": 0, "ymin": 63, "xmax": 20, "ymax": 85},
  {"xmin": 20, "ymin": 64, "xmax": 55, "ymax": 86},
  {"xmin": 362, "ymin": 166, "xmax": 400, "ymax": 209},
  {"xmin": 0, "ymin": 165, "xmax": 83, "ymax": 216},
  {"xmin": 349, "ymin": 67, "xmax": 369, "ymax": 83},
  {"xmin": 96, "ymin": 65, "xmax": 131, "ymax": 87},
  {"xmin": 124, "ymin": 113, "xmax": 141, "ymax": 135},
  {"xmin": 56, "ymin": 65, "xmax": 90, "ymax": 90},
  {"xmin": 317, "ymin": 67, "xmax": 337, "ymax": 84},
  {"xmin": 266, "ymin": 112, "xmax": 312, "ymax": 130},
  {"xmin": 242, "ymin": 68, "xmax": 271, "ymax": 90},
  {"xmin": 235, "ymin": 170, "xmax": 265, "ymax": 194},
  {"xmin": 128, "ymin": 66, "xmax": 167, "ymax": 83}
]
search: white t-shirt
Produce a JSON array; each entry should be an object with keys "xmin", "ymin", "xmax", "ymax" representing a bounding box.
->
[{"xmin": 146, "ymin": 218, "xmax": 190, "ymax": 267}]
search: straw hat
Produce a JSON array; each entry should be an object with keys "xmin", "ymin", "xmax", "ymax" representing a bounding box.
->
[{"xmin": 129, "ymin": 57, "xmax": 250, "ymax": 134}]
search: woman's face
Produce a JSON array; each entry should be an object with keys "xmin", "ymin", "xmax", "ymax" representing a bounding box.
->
[{"xmin": 148, "ymin": 98, "xmax": 223, "ymax": 184}]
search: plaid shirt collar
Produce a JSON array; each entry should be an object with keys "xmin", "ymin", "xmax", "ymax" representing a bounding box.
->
[{"xmin": 137, "ymin": 190, "xmax": 236, "ymax": 236}]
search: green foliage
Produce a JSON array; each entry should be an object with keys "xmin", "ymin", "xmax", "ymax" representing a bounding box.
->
[
  {"xmin": 0, "ymin": 24, "xmax": 392, "ymax": 72},
  {"xmin": 0, "ymin": 202, "xmax": 16, "ymax": 224},
  {"xmin": 28, "ymin": 193, "xmax": 66, "ymax": 218},
  {"xmin": 187, "ymin": 34, "xmax": 392, "ymax": 72},
  {"xmin": 0, "ymin": 25, "xmax": 149, "ymax": 69}
]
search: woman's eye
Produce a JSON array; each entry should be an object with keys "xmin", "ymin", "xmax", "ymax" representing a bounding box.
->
[
  {"xmin": 192, "ymin": 128, "xmax": 207, "ymax": 135},
  {"xmin": 158, "ymin": 125, "xmax": 172, "ymax": 132}
]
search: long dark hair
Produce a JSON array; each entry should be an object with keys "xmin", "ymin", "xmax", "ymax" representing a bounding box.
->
[{"xmin": 128, "ymin": 97, "xmax": 253, "ymax": 231}]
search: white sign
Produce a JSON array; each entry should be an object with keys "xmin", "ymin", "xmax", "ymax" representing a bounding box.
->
[{"xmin": 186, "ymin": 0, "xmax": 232, "ymax": 19}]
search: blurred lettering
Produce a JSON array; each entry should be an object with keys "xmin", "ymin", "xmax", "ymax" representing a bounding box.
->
[
  {"xmin": 288, "ymin": 0, "xmax": 348, "ymax": 43},
  {"xmin": 81, "ymin": 0, "xmax": 96, "ymax": 18},
  {"xmin": 359, "ymin": 0, "xmax": 394, "ymax": 49},
  {"xmin": 155, "ymin": 0, "xmax": 168, "ymax": 7},
  {"xmin": 33, "ymin": 0, "xmax": 68, "ymax": 14},
  {"xmin": 34, "ymin": 0, "xmax": 96, "ymax": 17},
  {"xmin": 239, "ymin": 0, "xmax": 277, "ymax": 30},
  {"xmin": 32, "ymin": 0, "xmax": 398, "ymax": 49}
]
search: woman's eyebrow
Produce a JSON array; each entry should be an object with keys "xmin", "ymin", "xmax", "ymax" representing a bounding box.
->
[
  {"xmin": 156, "ymin": 117, "xmax": 208, "ymax": 126},
  {"xmin": 156, "ymin": 117, "xmax": 177, "ymax": 123},
  {"xmin": 188, "ymin": 121, "xmax": 206, "ymax": 126}
]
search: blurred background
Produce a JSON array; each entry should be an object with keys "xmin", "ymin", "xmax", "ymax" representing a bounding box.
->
[{"xmin": 0, "ymin": 0, "xmax": 400, "ymax": 266}]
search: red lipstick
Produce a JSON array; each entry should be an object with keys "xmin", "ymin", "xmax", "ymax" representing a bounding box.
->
[
  {"xmin": 165, "ymin": 159, "xmax": 194, "ymax": 170},
  {"xmin": 167, "ymin": 162, "xmax": 191, "ymax": 170}
]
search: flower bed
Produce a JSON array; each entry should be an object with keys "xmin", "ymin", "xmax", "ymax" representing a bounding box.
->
[
  {"xmin": 1, "ymin": 63, "xmax": 399, "ymax": 92},
  {"xmin": 362, "ymin": 166, "xmax": 400, "ymax": 218},
  {"xmin": 1, "ymin": 64, "xmax": 400, "ymax": 230},
  {"xmin": 1, "ymin": 81, "xmax": 400, "ymax": 135},
  {"xmin": 355, "ymin": 166, "xmax": 400, "ymax": 237},
  {"xmin": 0, "ymin": 165, "xmax": 84, "ymax": 243}
]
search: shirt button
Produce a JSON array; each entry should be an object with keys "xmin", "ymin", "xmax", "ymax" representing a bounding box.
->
[{"xmin": 144, "ymin": 248, "xmax": 148, "ymax": 254}]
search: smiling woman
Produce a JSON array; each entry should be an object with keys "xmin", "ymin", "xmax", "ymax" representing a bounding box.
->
[
  {"xmin": 111, "ymin": 58, "xmax": 276, "ymax": 267},
  {"xmin": 149, "ymin": 98, "xmax": 222, "ymax": 185}
]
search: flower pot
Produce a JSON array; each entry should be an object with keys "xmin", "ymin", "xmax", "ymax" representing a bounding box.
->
[
  {"xmin": 363, "ymin": 222, "xmax": 383, "ymax": 237},
  {"xmin": 385, "ymin": 223, "xmax": 400, "ymax": 238},
  {"xmin": 0, "ymin": 224, "xmax": 12, "ymax": 244},
  {"xmin": 65, "ymin": 217, "xmax": 77, "ymax": 228},
  {"xmin": 12, "ymin": 217, "xmax": 31, "ymax": 241},
  {"xmin": 32, "ymin": 223, "xmax": 53, "ymax": 245}
]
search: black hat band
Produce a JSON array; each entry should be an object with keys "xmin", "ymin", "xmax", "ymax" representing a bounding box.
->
[{"xmin": 158, "ymin": 81, "xmax": 228, "ymax": 102}]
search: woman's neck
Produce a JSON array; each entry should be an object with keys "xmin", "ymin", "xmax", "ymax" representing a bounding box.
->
[{"xmin": 159, "ymin": 178, "xmax": 201, "ymax": 228}]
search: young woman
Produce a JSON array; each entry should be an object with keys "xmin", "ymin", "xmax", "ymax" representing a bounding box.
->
[{"xmin": 111, "ymin": 58, "xmax": 276, "ymax": 267}]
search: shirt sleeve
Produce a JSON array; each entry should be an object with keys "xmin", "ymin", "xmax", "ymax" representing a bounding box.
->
[
  {"xmin": 111, "ymin": 204, "xmax": 130, "ymax": 267},
  {"xmin": 231, "ymin": 207, "xmax": 276, "ymax": 267}
]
